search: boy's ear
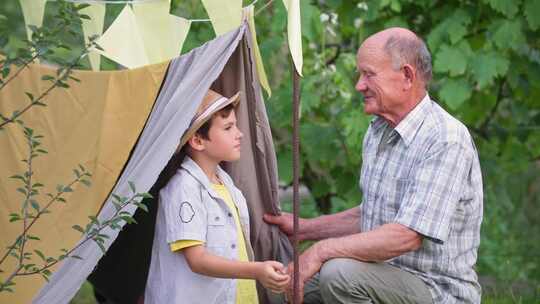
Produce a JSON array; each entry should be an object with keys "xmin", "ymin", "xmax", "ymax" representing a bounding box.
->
[{"xmin": 187, "ymin": 134, "xmax": 206, "ymax": 152}]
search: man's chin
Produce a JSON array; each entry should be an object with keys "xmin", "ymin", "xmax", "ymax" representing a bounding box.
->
[{"xmin": 363, "ymin": 104, "xmax": 376, "ymax": 115}]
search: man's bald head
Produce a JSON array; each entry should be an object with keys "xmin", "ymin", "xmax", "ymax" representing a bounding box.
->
[{"xmin": 361, "ymin": 27, "xmax": 432, "ymax": 87}]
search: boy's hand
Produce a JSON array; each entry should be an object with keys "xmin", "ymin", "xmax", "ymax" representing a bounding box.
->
[{"xmin": 254, "ymin": 261, "xmax": 290, "ymax": 293}]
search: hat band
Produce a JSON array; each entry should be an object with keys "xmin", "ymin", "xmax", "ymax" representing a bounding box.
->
[{"xmin": 190, "ymin": 96, "xmax": 229, "ymax": 127}]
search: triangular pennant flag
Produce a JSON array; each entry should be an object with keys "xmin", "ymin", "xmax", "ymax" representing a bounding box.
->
[
  {"xmin": 132, "ymin": 0, "xmax": 173, "ymax": 63},
  {"xmin": 19, "ymin": 0, "xmax": 47, "ymax": 41},
  {"xmin": 282, "ymin": 0, "xmax": 303, "ymax": 76},
  {"xmin": 169, "ymin": 15, "xmax": 191, "ymax": 56},
  {"xmin": 80, "ymin": 3, "xmax": 106, "ymax": 71},
  {"xmin": 96, "ymin": 5, "xmax": 149, "ymax": 69},
  {"xmin": 244, "ymin": 5, "xmax": 271, "ymax": 97},
  {"xmin": 202, "ymin": 0, "xmax": 242, "ymax": 36}
]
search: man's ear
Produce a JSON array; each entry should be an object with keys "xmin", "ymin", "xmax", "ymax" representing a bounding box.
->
[
  {"xmin": 402, "ymin": 64, "xmax": 416, "ymax": 90},
  {"xmin": 188, "ymin": 134, "xmax": 206, "ymax": 152}
]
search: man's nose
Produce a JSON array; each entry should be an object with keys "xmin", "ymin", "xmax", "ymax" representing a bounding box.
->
[{"xmin": 355, "ymin": 76, "xmax": 367, "ymax": 92}]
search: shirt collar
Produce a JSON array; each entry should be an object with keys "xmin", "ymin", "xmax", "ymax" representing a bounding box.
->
[
  {"xmin": 393, "ymin": 93, "xmax": 431, "ymax": 147},
  {"xmin": 370, "ymin": 115, "xmax": 388, "ymax": 134},
  {"xmin": 180, "ymin": 156, "xmax": 236, "ymax": 199}
]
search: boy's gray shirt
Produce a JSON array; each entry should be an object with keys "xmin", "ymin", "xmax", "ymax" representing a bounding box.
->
[{"xmin": 145, "ymin": 156, "xmax": 254, "ymax": 304}]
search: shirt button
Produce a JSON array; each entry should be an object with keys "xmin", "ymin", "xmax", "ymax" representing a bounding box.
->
[
  {"xmin": 228, "ymin": 212, "xmax": 232, "ymax": 217},
  {"xmin": 231, "ymin": 244, "xmax": 236, "ymax": 249}
]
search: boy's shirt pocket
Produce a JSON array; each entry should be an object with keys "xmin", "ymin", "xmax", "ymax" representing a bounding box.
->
[{"xmin": 206, "ymin": 210, "xmax": 233, "ymax": 256}]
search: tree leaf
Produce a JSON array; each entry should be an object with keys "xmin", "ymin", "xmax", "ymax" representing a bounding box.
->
[
  {"xmin": 16, "ymin": 187, "xmax": 27, "ymax": 195},
  {"xmin": 41, "ymin": 75, "xmax": 55, "ymax": 81},
  {"xmin": 30, "ymin": 200, "xmax": 40, "ymax": 212},
  {"xmin": 27, "ymin": 235, "xmax": 40, "ymax": 241},
  {"xmin": 128, "ymin": 181, "xmax": 136, "ymax": 193},
  {"xmin": 34, "ymin": 249, "xmax": 46, "ymax": 261},
  {"xmin": 434, "ymin": 44, "xmax": 468, "ymax": 76},
  {"xmin": 25, "ymin": 92, "xmax": 34, "ymax": 102},
  {"xmin": 134, "ymin": 202, "xmax": 148, "ymax": 212},
  {"xmin": 485, "ymin": 0, "xmax": 520, "ymax": 18},
  {"xmin": 140, "ymin": 192, "xmax": 153, "ymax": 199},
  {"xmin": 492, "ymin": 19, "xmax": 526, "ymax": 50},
  {"xmin": 72, "ymin": 225, "xmax": 85, "ymax": 233},
  {"xmin": 524, "ymin": 0, "xmax": 540, "ymax": 30},
  {"xmin": 439, "ymin": 78, "xmax": 472, "ymax": 110},
  {"xmin": 10, "ymin": 174, "xmax": 25, "ymax": 182},
  {"xmin": 470, "ymin": 51, "xmax": 509, "ymax": 89},
  {"xmin": 446, "ymin": 9, "xmax": 472, "ymax": 44}
]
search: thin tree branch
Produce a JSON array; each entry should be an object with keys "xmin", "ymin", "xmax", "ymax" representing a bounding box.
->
[
  {"xmin": 0, "ymin": 176, "xmax": 82, "ymax": 267},
  {"xmin": 478, "ymin": 77, "xmax": 506, "ymax": 137}
]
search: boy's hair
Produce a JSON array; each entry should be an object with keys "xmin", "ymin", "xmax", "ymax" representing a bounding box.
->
[
  {"xmin": 179, "ymin": 103, "xmax": 236, "ymax": 157},
  {"xmin": 193, "ymin": 103, "xmax": 235, "ymax": 140}
]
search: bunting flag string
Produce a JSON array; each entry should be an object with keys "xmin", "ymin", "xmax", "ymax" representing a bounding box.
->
[{"xmin": 17, "ymin": 0, "xmax": 301, "ymax": 88}]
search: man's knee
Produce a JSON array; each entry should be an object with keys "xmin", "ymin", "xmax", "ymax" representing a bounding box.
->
[{"xmin": 319, "ymin": 258, "xmax": 367, "ymax": 291}]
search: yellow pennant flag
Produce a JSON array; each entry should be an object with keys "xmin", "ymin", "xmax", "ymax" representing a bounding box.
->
[
  {"xmin": 97, "ymin": 3, "xmax": 190, "ymax": 68},
  {"xmin": 96, "ymin": 5, "xmax": 149, "ymax": 69},
  {"xmin": 282, "ymin": 0, "xmax": 303, "ymax": 76},
  {"xmin": 244, "ymin": 5, "xmax": 271, "ymax": 97},
  {"xmin": 80, "ymin": 3, "xmax": 106, "ymax": 71},
  {"xmin": 132, "ymin": 0, "xmax": 173, "ymax": 63},
  {"xmin": 202, "ymin": 0, "xmax": 242, "ymax": 36},
  {"xmin": 19, "ymin": 0, "xmax": 47, "ymax": 41}
]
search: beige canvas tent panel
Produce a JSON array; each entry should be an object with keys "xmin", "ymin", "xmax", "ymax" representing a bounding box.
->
[{"xmin": 0, "ymin": 61, "xmax": 168, "ymax": 304}]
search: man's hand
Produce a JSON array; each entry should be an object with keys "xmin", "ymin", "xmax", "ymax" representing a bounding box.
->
[
  {"xmin": 285, "ymin": 242, "xmax": 326, "ymax": 303},
  {"xmin": 263, "ymin": 212, "xmax": 295, "ymax": 236},
  {"xmin": 254, "ymin": 261, "xmax": 290, "ymax": 293}
]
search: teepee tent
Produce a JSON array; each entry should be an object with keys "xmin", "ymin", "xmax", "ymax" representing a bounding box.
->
[{"xmin": 0, "ymin": 22, "xmax": 292, "ymax": 304}]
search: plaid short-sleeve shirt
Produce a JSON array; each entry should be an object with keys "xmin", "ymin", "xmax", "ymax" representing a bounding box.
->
[{"xmin": 359, "ymin": 94, "xmax": 483, "ymax": 303}]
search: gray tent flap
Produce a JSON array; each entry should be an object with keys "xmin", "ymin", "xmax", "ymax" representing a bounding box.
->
[
  {"xmin": 33, "ymin": 25, "xmax": 247, "ymax": 304},
  {"xmin": 34, "ymin": 21, "xmax": 292, "ymax": 304}
]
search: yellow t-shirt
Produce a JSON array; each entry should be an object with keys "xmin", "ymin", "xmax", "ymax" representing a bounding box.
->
[{"xmin": 170, "ymin": 183, "xmax": 258, "ymax": 304}]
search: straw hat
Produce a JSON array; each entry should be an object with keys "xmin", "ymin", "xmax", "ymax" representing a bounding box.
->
[{"xmin": 178, "ymin": 89, "xmax": 241, "ymax": 150}]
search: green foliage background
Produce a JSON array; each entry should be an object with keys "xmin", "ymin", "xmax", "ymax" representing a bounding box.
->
[{"xmin": 2, "ymin": 0, "xmax": 539, "ymax": 301}]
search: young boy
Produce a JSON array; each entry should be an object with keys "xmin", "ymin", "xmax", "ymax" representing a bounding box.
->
[{"xmin": 145, "ymin": 89, "xmax": 290, "ymax": 304}]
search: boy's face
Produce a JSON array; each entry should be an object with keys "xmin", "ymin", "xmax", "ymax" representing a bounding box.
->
[{"xmin": 199, "ymin": 110, "xmax": 243, "ymax": 162}]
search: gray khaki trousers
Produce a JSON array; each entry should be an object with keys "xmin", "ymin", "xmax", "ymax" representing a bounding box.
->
[{"xmin": 303, "ymin": 258, "xmax": 433, "ymax": 304}]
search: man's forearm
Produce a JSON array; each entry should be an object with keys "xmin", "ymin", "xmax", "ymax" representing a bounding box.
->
[
  {"xmin": 300, "ymin": 207, "xmax": 361, "ymax": 241},
  {"xmin": 315, "ymin": 223, "xmax": 423, "ymax": 262}
]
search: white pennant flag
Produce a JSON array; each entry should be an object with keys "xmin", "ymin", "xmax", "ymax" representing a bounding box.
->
[
  {"xmin": 96, "ymin": 5, "xmax": 149, "ymax": 69},
  {"xmin": 202, "ymin": 0, "xmax": 242, "ymax": 36},
  {"xmin": 19, "ymin": 0, "xmax": 47, "ymax": 41},
  {"xmin": 97, "ymin": 4, "xmax": 191, "ymax": 69},
  {"xmin": 282, "ymin": 0, "xmax": 303, "ymax": 76}
]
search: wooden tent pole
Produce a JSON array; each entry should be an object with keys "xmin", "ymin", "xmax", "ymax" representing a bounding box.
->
[{"xmin": 291, "ymin": 59, "xmax": 301, "ymax": 304}]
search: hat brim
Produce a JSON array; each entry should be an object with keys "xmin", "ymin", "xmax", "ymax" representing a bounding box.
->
[{"xmin": 177, "ymin": 92, "xmax": 241, "ymax": 151}]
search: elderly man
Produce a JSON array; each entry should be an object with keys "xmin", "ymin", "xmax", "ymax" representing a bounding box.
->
[{"xmin": 264, "ymin": 27, "xmax": 483, "ymax": 303}]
